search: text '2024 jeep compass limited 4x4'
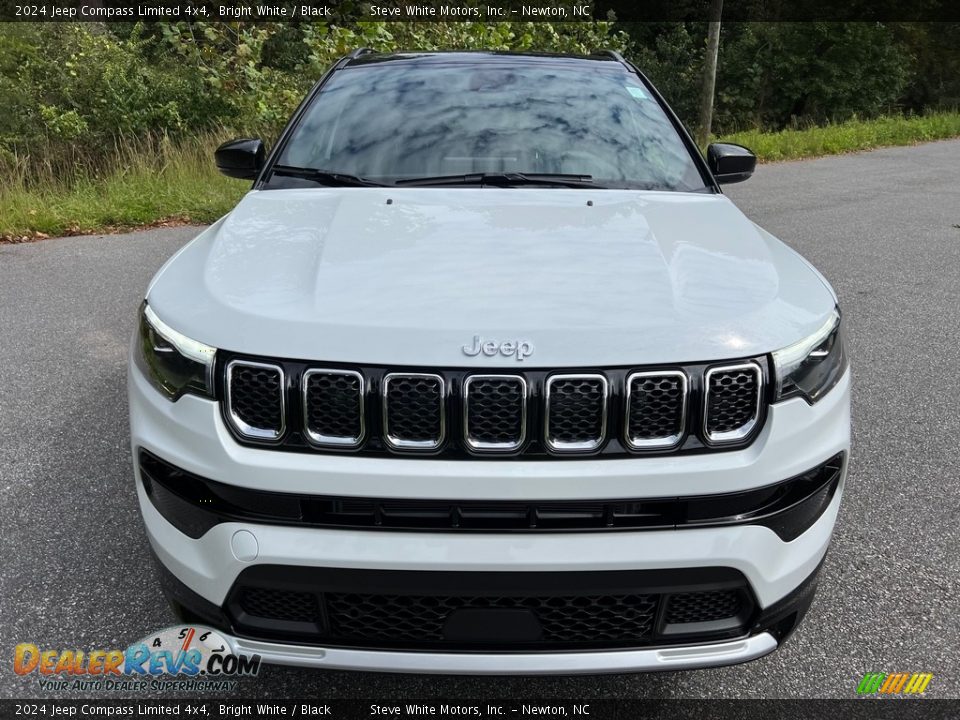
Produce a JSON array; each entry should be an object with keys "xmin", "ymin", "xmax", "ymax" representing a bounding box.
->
[{"xmin": 129, "ymin": 50, "xmax": 850, "ymax": 674}]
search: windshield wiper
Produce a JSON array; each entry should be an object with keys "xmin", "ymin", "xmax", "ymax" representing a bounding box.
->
[
  {"xmin": 271, "ymin": 165, "xmax": 387, "ymax": 187},
  {"xmin": 394, "ymin": 172, "xmax": 603, "ymax": 189}
]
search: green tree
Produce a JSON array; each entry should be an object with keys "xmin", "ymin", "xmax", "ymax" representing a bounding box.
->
[{"xmin": 621, "ymin": 22, "xmax": 912, "ymax": 132}]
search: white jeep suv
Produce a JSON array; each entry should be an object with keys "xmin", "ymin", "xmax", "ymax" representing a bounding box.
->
[{"xmin": 129, "ymin": 50, "xmax": 850, "ymax": 674}]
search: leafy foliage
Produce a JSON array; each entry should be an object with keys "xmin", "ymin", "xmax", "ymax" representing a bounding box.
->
[
  {"xmin": 1, "ymin": 25, "xmax": 214, "ymax": 150},
  {"xmin": 622, "ymin": 21, "xmax": 919, "ymax": 133}
]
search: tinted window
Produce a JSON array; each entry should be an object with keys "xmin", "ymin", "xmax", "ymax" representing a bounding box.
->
[{"xmin": 278, "ymin": 62, "xmax": 706, "ymax": 191}]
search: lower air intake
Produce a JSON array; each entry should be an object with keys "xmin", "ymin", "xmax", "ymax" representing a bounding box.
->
[{"xmin": 226, "ymin": 567, "xmax": 755, "ymax": 650}]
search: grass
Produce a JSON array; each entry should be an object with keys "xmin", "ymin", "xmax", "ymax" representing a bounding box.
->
[
  {"xmin": 2, "ymin": 111, "xmax": 960, "ymax": 240},
  {"xmin": 716, "ymin": 110, "xmax": 960, "ymax": 162},
  {"xmin": 0, "ymin": 133, "xmax": 247, "ymax": 241}
]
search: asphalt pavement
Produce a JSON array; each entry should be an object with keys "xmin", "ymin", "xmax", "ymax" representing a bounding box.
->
[{"xmin": 1, "ymin": 140, "xmax": 959, "ymax": 699}]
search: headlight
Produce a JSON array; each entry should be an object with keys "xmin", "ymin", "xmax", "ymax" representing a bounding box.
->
[
  {"xmin": 135, "ymin": 301, "xmax": 216, "ymax": 400},
  {"xmin": 772, "ymin": 308, "xmax": 847, "ymax": 404}
]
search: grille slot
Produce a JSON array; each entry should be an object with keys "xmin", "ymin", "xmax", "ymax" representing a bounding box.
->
[
  {"xmin": 226, "ymin": 360, "xmax": 285, "ymax": 440},
  {"xmin": 382, "ymin": 373, "xmax": 445, "ymax": 451},
  {"xmin": 463, "ymin": 375, "xmax": 527, "ymax": 452},
  {"xmin": 544, "ymin": 374, "xmax": 608, "ymax": 452},
  {"xmin": 704, "ymin": 362, "xmax": 763, "ymax": 443},
  {"xmin": 303, "ymin": 369, "xmax": 364, "ymax": 447},
  {"xmin": 624, "ymin": 371, "xmax": 687, "ymax": 449},
  {"xmin": 324, "ymin": 592, "xmax": 658, "ymax": 645}
]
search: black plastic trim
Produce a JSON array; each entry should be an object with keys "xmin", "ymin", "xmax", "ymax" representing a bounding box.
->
[
  {"xmin": 139, "ymin": 450, "xmax": 843, "ymax": 542},
  {"xmin": 151, "ymin": 549, "xmax": 232, "ymax": 631},
  {"xmin": 752, "ymin": 553, "xmax": 828, "ymax": 644}
]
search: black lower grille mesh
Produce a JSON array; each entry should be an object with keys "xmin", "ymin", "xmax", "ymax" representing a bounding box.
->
[
  {"xmin": 665, "ymin": 590, "xmax": 743, "ymax": 625},
  {"xmin": 239, "ymin": 587, "xmax": 319, "ymax": 623},
  {"xmin": 230, "ymin": 578, "xmax": 753, "ymax": 649},
  {"xmin": 325, "ymin": 592, "xmax": 658, "ymax": 644}
]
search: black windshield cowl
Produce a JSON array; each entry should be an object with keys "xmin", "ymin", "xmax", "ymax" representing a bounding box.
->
[
  {"xmin": 271, "ymin": 165, "xmax": 387, "ymax": 187},
  {"xmin": 394, "ymin": 173, "xmax": 604, "ymax": 189}
]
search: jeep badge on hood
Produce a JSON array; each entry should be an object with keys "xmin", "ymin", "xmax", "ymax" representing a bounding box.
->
[{"xmin": 462, "ymin": 335, "xmax": 534, "ymax": 361}]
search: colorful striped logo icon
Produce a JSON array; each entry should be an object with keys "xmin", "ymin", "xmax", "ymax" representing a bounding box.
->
[{"xmin": 857, "ymin": 672, "xmax": 933, "ymax": 694}]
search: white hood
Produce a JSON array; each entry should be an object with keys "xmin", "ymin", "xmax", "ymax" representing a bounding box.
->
[{"xmin": 147, "ymin": 187, "xmax": 836, "ymax": 367}]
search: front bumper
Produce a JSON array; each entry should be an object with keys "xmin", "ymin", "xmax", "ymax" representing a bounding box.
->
[
  {"xmin": 150, "ymin": 542, "xmax": 822, "ymax": 674},
  {"xmin": 129, "ymin": 359, "xmax": 850, "ymax": 672}
]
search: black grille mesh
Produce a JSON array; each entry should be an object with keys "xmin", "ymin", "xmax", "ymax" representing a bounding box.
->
[
  {"xmin": 385, "ymin": 375, "xmax": 443, "ymax": 443},
  {"xmin": 305, "ymin": 372, "xmax": 362, "ymax": 442},
  {"xmin": 665, "ymin": 590, "xmax": 743, "ymax": 625},
  {"xmin": 239, "ymin": 587, "xmax": 318, "ymax": 623},
  {"xmin": 466, "ymin": 377, "xmax": 525, "ymax": 447},
  {"xmin": 547, "ymin": 377, "xmax": 606, "ymax": 446},
  {"xmin": 325, "ymin": 592, "xmax": 658, "ymax": 644},
  {"xmin": 230, "ymin": 584, "xmax": 752, "ymax": 648},
  {"xmin": 706, "ymin": 367, "xmax": 760, "ymax": 435},
  {"xmin": 627, "ymin": 374, "xmax": 685, "ymax": 444},
  {"xmin": 229, "ymin": 364, "xmax": 283, "ymax": 433}
]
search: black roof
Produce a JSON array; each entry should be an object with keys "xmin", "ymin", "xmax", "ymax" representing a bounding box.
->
[{"xmin": 344, "ymin": 50, "xmax": 626, "ymax": 69}]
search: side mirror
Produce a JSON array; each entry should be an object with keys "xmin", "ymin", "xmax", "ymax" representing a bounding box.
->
[
  {"xmin": 707, "ymin": 143, "xmax": 757, "ymax": 185},
  {"xmin": 215, "ymin": 138, "xmax": 265, "ymax": 180}
]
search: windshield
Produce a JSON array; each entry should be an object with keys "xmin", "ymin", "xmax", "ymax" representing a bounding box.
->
[{"xmin": 276, "ymin": 61, "xmax": 708, "ymax": 191}]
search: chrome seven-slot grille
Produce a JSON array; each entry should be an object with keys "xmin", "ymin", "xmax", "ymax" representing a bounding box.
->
[{"xmin": 222, "ymin": 358, "xmax": 766, "ymax": 458}]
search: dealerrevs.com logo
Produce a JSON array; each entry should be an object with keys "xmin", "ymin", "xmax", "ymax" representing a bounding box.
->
[
  {"xmin": 856, "ymin": 672, "xmax": 934, "ymax": 695},
  {"xmin": 14, "ymin": 625, "xmax": 260, "ymax": 692}
]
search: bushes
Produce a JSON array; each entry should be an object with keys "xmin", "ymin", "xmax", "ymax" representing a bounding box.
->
[{"xmin": 1, "ymin": 25, "xmax": 213, "ymax": 164}]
